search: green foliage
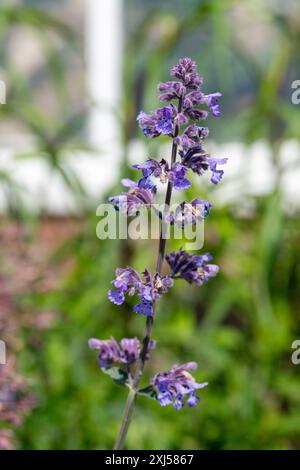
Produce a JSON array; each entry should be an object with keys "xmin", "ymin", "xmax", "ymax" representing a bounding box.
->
[
  {"xmin": 2, "ymin": 0, "xmax": 300, "ymax": 450},
  {"xmin": 102, "ymin": 367, "xmax": 129, "ymax": 387}
]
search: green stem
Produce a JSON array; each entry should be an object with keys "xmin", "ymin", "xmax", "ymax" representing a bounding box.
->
[{"xmin": 113, "ymin": 97, "xmax": 182, "ymax": 450}]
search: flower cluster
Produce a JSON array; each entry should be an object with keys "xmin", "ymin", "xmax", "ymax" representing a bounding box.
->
[
  {"xmin": 140, "ymin": 58, "xmax": 222, "ymax": 123},
  {"xmin": 166, "ymin": 248, "xmax": 219, "ymax": 285},
  {"xmin": 133, "ymin": 159, "xmax": 190, "ymax": 191},
  {"xmin": 179, "ymin": 145, "xmax": 227, "ymax": 185},
  {"xmin": 109, "ymin": 177, "xmax": 156, "ymax": 215},
  {"xmin": 137, "ymin": 106, "xmax": 176, "ymax": 138},
  {"xmin": 151, "ymin": 362, "xmax": 208, "ymax": 410},
  {"xmin": 137, "ymin": 57, "xmax": 227, "ymax": 185},
  {"xmin": 88, "ymin": 337, "xmax": 156, "ymax": 369},
  {"xmin": 108, "ymin": 267, "xmax": 173, "ymax": 317},
  {"xmin": 167, "ymin": 198, "xmax": 211, "ymax": 226}
]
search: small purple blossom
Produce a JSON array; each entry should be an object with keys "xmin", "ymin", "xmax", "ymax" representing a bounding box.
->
[
  {"xmin": 134, "ymin": 271, "xmax": 173, "ymax": 317},
  {"xmin": 108, "ymin": 268, "xmax": 173, "ymax": 317},
  {"xmin": 166, "ymin": 248, "xmax": 219, "ymax": 285},
  {"xmin": 179, "ymin": 146, "xmax": 228, "ymax": 184},
  {"xmin": 202, "ymin": 92, "xmax": 222, "ymax": 117},
  {"xmin": 158, "ymin": 81, "xmax": 186, "ymax": 101},
  {"xmin": 151, "ymin": 362, "xmax": 208, "ymax": 410},
  {"xmin": 120, "ymin": 338, "xmax": 156, "ymax": 364},
  {"xmin": 108, "ymin": 267, "xmax": 142, "ymax": 306},
  {"xmin": 177, "ymin": 125, "xmax": 209, "ymax": 149},
  {"xmin": 133, "ymin": 159, "xmax": 190, "ymax": 192},
  {"xmin": 109, "ymin": 178, "xmax": 156, "ymax": 215},
  {"xmin": 170, "ymin": 199, "xmax": 211, "ymax": 226},
  {"xmin": 88, "ymin": 337, "xmax": 156, "ymax": 369},
  {"xmin": 88, "ymin": 337, "xmax": 122, "ymax": 369},
  {"xmin": 137, "ymin": 106, "xmax": 176, "ymax": 138}
]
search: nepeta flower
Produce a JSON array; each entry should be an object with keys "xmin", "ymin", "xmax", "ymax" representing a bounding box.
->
[
  {"xmin": 88, "ymin": 337, "xmax": 122, "ymax": 368},
  {"xmin": 166, "ymin": 248, "xmax": 219, "ymax": 285},
  {"xmin": 176, "ymin": 125, "xmax": 209, "ymax": 148},
  {"xmin": 202, "ymin": 92, "xmax": 222, "ymax": 117},
  {"xmin": 170, "ymin": 58, "xmax": 202, "ymax": 90},
  {"xmin": 133, "ymin": 271, "xmax": 174, "ymax": 317},
  {"xmin": 109, "ymin": 178, "xmax": 156, "ymax": 215},
  {"xmin": 151, "ymin": 362, "xmax": 208, "ymax": 410},
  {"xmin": 158, "ymin": 81, "xmax": 186, "ymax": 101},
  {"xmin": 170, "ymin": 199, "xmax": 211, "ymax": 226},
  {"xmin": 133, "ymin": 159, "xmax": 190, "ymax": 191},
  {"xmin": 108, "ymin": 266, "xmax": 143, "ymax": 307},
  {"xmin": 88, "ymin": 337, "xmax": 156, "ymax": 369},
  {"xmin": 108, "ymin": 268, "xmax": 173, "ymax": 317},
  {"xmin": 179, "ymin": 146, "xmax": 228, "ymax": 184},
  {"xmin": 90, "ymin": 58, "xmax": 227, "ymax": 448},
  {"xmin": 137, "ymin": 106, "xmax": 176, "ymax": 138}
]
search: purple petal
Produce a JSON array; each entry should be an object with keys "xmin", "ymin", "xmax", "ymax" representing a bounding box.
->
[
  {"xmin": 174, "ymin": 395, "xmax": 184, "ymax": 410},
  {"xmin": 133, "ymin": 300, "xmax": 153, "ymax": 317},
  {"xmin": 158, "ymin": 391, "xmax": 173, "ymax": 406},
  {"xmin": 193, "ymin": 381, "xmax": 209, "ymax": 390},
  {"xmin": 173, "ymin": 177, "xmax": 191, "ymax": 191},
  {"xmin": 187, "ymin": 394, "xmax": 200, "ymax": 407},
  {"xmin": 121, "ymin": 178, "xmax": 137, "ymax": 188},
  {"xmin": 88, "ymin": 338, "xmax": 102, "ymax": 350},
  {"xmin": 108, "ymin": 289, "xmax": 125, "ymax": 305}
]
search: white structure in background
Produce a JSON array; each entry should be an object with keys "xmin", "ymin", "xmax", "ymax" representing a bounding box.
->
[
  {"xmin": 86, "ymin": 0, "xmax": 122, "ymax": 149},
  {"xmin": 0, "ymin": 340, "xmax": 6, "ymax": 365},
  {"xmin": 0, "ymin": 0, "xmax": 300, "ymax": 214},
  {"xmin": 0, "ymin": 0, "xmax": 124, "ymax": 214},
  {"xmin": 65, "ymin": 0, "xmax": 124, "ymax": 213},
  {"xmin": 0, "ymin": 80, "xmax": 6, "ymax": 104}
]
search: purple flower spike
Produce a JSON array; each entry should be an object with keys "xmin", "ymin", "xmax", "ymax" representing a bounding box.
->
[
  {"xmin": 151, "ymin": 362, "xmax": 208, "ymax": 410},
  {"xmin": 166, "ymin": 248, "xmax": 219, "ymax": 285},
  {"xmin": 90, "ymin": 58, "xmax": 228, "ymax": 427},
  {"xmin": 170, "ymin": 58, "xmax": 202, "ymax": 90}
]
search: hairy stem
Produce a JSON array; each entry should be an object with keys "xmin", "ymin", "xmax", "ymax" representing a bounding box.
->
[
  {"xmin": 113, "ymin": 388, "xmax": 136, "ymax": 450},
  {"xmin": 114, "ymin": 98, "xmax": 182, "ymax": 450}
]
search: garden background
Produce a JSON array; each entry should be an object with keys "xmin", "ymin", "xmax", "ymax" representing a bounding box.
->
[{"xmin": 0, "ymin": 0, "xmax": 300, "ymax": 450}]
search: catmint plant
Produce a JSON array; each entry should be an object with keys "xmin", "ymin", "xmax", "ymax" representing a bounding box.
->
[{"xmin": 89, "ymin": 58, "xmax": 227, "ymax": 450}]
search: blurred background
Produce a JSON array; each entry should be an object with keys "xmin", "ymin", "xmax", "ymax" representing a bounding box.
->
[{"xmin": 0, "ymin": 0, "xmax": 300, "ymax": 450}]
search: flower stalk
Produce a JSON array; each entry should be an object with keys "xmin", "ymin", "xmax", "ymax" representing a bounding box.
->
[
  {"xmin": 114, "ymin": 106, "xmax": 182, "ymax": 449},
  {"xmin": 89, "ymin": 58, "xmax": 228, "ymax": 450}
]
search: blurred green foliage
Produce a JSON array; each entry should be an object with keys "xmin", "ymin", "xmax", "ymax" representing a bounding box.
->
[{"xmin": 1, "ymin": 0, "xmax": 300, "ymax": 449}]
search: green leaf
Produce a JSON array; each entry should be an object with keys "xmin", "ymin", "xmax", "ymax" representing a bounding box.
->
[
  {"xmin": 101, "ymin": 367, "xmax": 128, "ymax": 386},
  {"xmin": 137, "ymin": 386, "xmax": 157, "ymax": 400}
]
